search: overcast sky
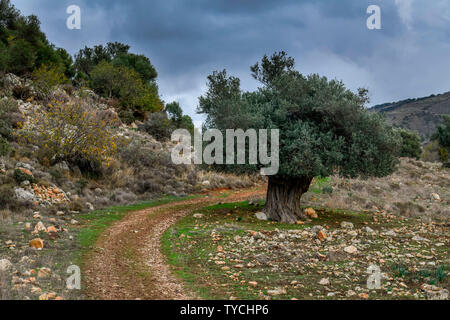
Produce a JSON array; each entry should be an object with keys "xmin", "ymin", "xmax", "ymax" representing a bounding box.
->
[{"xmin": 11, "ymin": 0, "xmax": 450, "ymax": 122}]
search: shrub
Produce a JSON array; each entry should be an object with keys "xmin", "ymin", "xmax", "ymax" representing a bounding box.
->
[
  {"xmin": 90, "ymin": 61, "xmax": 163, "ymax": 121},
  {"xmin": 139, "ymin": 112, "xmax": 173, "ymax": 141},
  {"xmin": 397, "ymin": 128, "xmax": 422, "ymax": 159},
  {"xmin": 0, "ymin": 136, "xmax": 9, "ymax": 156},
  {"xmin": 12, "ymin": 84, "xmax": 32, "ymax": 100},
  {"xmin": 18, "ymin": 100, "xmax": 119, "ymax": 175},
  {"xmin": 14, "ymin": 168, "xmax": 35, "ymax": 183},
  {"xmin": 32, "ymin": 64, "xmax": 67, "ymax": 97},
  {"xmin": 439, "ymin": 147, "xmax": 449, "ymax": 163}
]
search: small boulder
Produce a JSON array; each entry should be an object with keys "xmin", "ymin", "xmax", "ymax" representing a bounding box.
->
[
  {"xmin": 304, "ymin": 207, "xmax": 318, "ymax": 219},
  {"xmin": 255, "ymin": 212, "xmax": 268, "ymax": 221},
  {"xmin": 37, "ymin": 267, "xmax": 51, "ymax": 279},
  {"xmin": 34, "ymin": 222, "xmax": 46, "ymax": 233},
  {"xmin": 340, "ymin": 221, "xmax": 354, "ymax": 229},
  {"xmin": 431, "ymin": 193, "xmax": 440, "ymax": 201},
  {"xmin": 0, "ymin": 259, "xmax": 12, "ymax": 272},
  {"xmin": 29, "ymin": 238, "xmax": 44, "ymax": 250},
  {"xmin": 344, "ymin": 245, "xmax": 358, "ymax": 254}
]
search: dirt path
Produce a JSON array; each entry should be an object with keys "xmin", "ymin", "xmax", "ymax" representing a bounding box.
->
[{"xmin": 83, "ymin": 187, "xmax": 266, "ymax": 300}]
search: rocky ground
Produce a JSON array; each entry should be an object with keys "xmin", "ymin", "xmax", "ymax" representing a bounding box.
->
[{"xmin": 164, "ymin": 201, "xmax": 449, "ymax": 300}]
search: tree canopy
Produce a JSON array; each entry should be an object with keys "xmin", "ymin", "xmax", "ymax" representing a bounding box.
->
[
  {"xmin": 0, "ymin": 0, "xmax": 72, "ymax": 76},
  {"xmin": 198, "ymin": 51, "xmax": 401, "ymax": 222}
]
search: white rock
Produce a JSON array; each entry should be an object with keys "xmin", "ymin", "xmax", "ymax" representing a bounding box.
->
[
  {"xmin": 344, "ymin": 245, "xmax": 358, "ymax": 254},
  {"xmin": 431, "ymin": 193, "xmax": 440, "ymax": 201},
  {"xmin": 340, "ymin": 221, "xmax": 354, "ymax": 229},
  {"xmin": 384, "ymin": 230, "xmax": 397, "ymax": 237},
  {"xmin": 86, "ymin": 202, "xmax": 94, "ymax": 211},
  {"xmin": 267, "ymin": 288, "xmax": 286, "ymax": 296},
  {"xmin": 34, "ymin": 222, "xmax": 46, "ymax": 233},
  {"xmin": 319, "ymin": 278, "xmax": 330, "ymax": 285},
  {"xmin": 202, "ymin": 180, "xmax": 210, "ymax": 186},
  {"xmin": 14, "ymin": 188, "xmax": 35, "ymax": 202},
  {"xmin": 412, "ymin": 235, "xmax": 430, "ymax": 242},
  {"xmin": 255, "ymin": 212, "xmax": 268, "ymax": 221},
  {"xmin": 0, "ymin": 259, "xmax": 12, "ymax": 272},
  {"xmin": 193, "ymin": 213, "xmax": 204, "ymax": 218},
  {"xmin": 364, "ymin": 226, "xmax": 375, "ymax": 234}
]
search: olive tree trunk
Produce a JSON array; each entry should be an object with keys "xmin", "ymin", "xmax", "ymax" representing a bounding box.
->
[{"xmin": 264, "ymin": 176, "xmax": 313, "ymax": 223}]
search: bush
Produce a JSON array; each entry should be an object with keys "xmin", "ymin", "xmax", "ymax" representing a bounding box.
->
[
  {"xmin": 32, "ymin": 64, "xmax": 67, "ymax": 98},
  {"xmin": 12, "ymin": 84, "xmax": 32, "ymax": 100},
  {"xmin": 139, "ymin": 112, "xmax": 173, "ymax": 141},
  {"xmin": 18, "ymin": 100, "xmax": 119, "ymax": 175},
  {"xmin": 14, "ymin": 168, "xmax": 35, "ymax": 183},
  {"xmin": 90, "ymin": 61, "xmax": 163, "ymax": 121},
  {"xmin": 0, "ymin": 136, "xmax": 9, "ymax": 156},
  {"xmin": 397, "ymin": 128, "xmax": 422, "ymax": 159},
  {"xmin": 439, "ymin": 147, "xmax": 449, "ymax": 163}
]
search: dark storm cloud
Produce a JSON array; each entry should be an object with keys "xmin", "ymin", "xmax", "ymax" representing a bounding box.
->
[{"xmin": 11, "ymin": 0, "xmax": 450, "ymax": 121}]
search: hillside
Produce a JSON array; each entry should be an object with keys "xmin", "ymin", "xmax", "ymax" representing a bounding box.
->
[{"xmin": 370, "ymin": 92, "xmax": 450, "ymax": 139}]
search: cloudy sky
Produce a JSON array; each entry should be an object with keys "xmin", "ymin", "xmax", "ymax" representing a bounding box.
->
[{"xmin": 11, "ymin": 0, "xmax": 450, "ymax": 122}]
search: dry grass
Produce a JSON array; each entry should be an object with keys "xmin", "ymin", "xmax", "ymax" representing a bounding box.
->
[{"xmin": 303, "ymin": 158, "xmax": 449, "ymax": 221}]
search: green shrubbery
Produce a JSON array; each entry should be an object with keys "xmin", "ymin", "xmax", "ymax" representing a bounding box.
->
[
  {"xmin": 431, "ymin": 115, "xmax": 450, "ymax": 164},
  {"xmin": 74, "ymin": 42, "xmax": 164, "ymax": 122},
  {"xmin": 139, "ymin": 102, "xmax": 194, "ymax": 141},
  {"xmin": 397, "ymin": 128, "xmax": 422, "ymax": 159},
  {"xmin": 0, "ymin": 97, "xmax": 20, "ymax": 156},
  {"xmin": 0, "ymin": 0, "xmax": 73, "ymax": 77},
  {"xmin": 32, "ymin": 63, "xmax": 68, "ymax": 98}
]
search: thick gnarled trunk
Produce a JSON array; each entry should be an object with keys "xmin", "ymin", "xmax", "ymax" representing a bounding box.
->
[{"xmin": 264, "ymin": 176, "xmax": 313, "ymax": 223}]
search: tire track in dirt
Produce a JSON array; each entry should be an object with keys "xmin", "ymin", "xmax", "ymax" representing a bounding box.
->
[{"xmin": 83, "ymin": 187, "xmax": 266, "ymax": 300}]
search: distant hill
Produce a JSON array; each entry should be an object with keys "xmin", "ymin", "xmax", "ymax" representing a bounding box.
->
[{"xmin": 370, "ymin": 92, "xmax": 450, "ymax": 139}]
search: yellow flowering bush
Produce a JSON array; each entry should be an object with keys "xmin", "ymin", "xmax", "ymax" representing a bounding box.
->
[{"xmin": 19, "ymin": 100, "xmax": 119, "ymax": 171}]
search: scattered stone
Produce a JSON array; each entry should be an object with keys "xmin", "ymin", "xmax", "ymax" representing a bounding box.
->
[
  {"xmin": 421, "ymin": 284, "xmax": 448, "ymax": 300},
  {"xmin": 340, "ymin": 221, "xmax": 354, "ymax": 229},
  {"xmin": 319, "ymin": 278, "xmax": 330, "ymax": 285},
  {"xmin": 37, "ymin": 267, "xmax": 51, "ymax": 279},
  {"xmin": 248, "ymin": 281, "xmax": 258, "ymax": 288},
  {"xmin": 193, "ymin": 213, "xmax": 204, "ymax": 219},
  {"xmin": 255, "ymin": 212, "xmax": 268, "ymax": 221},
  {"xmin": 344, "ymin": 245, "xmax": 358, "ymax": 254},
  {"xmin": 47, "ymin": 226, "xmax": 58, "ymax": 233},
  {"xmin": 359, "ymin": 293, "xmax": 369, "ymax": 299},
  {"xmin": 29, "ymin": 238, "xmax": 44, "ymax": 250},
  {"xmin": 363, "ymin": 226, "xmax": 375, "ymax": 234},
  {"xmin": 14, "ymin": 188, "xmax": 36, "ymax": 202},
  {"xmin": 86, "ymin": 202, "xmax": 94, "ymax": 211},
  {"xmin": 304, "ymin": 207, "xmax": 318, "ymax": 219},
  {"xmin": 267, "ymin": 288, "xmax": 286, "ymax": 296},
  {"xmin": 0, "ymin": 259, "xmax": 12, "ymax": 272},
  {"xmin": 317, "ymin": 230, "xmax": 327, "ymax": 241},
  {"xmin": 34, "ymin": 221, "xmax": 46, "ymax": 233},
  {"xmin": 202, "ymin": 180, "xmax": 210, "ymax": 186},
  {"xmin": 431, "ymin": 193, "xmax": 440, "ymax": 201},
  {"xmin": 70, "ymin": 219, "xmax": 79, "ymax": 225},
  {"xmin": 384, "ymin": 230, "xmax": 397, "ymax": 237},
  {"xmin": 412, "ymin": 235, "xmax": 430, "ymax": 242}
]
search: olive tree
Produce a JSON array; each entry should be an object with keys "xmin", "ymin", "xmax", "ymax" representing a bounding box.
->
[{"xmin": 198, "ymin": 52, "xmax": 401, "ymax": 223}]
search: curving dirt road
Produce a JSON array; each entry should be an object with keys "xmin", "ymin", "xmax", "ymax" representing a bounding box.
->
[{"xmin": 83, "ymin": 187, "xmax": 266, "ymax": 300}]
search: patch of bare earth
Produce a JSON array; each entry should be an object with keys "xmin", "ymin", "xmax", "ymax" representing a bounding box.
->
[{"xmin": 83, "ymin": 187, "xmax": 266, "ymax": 300}]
